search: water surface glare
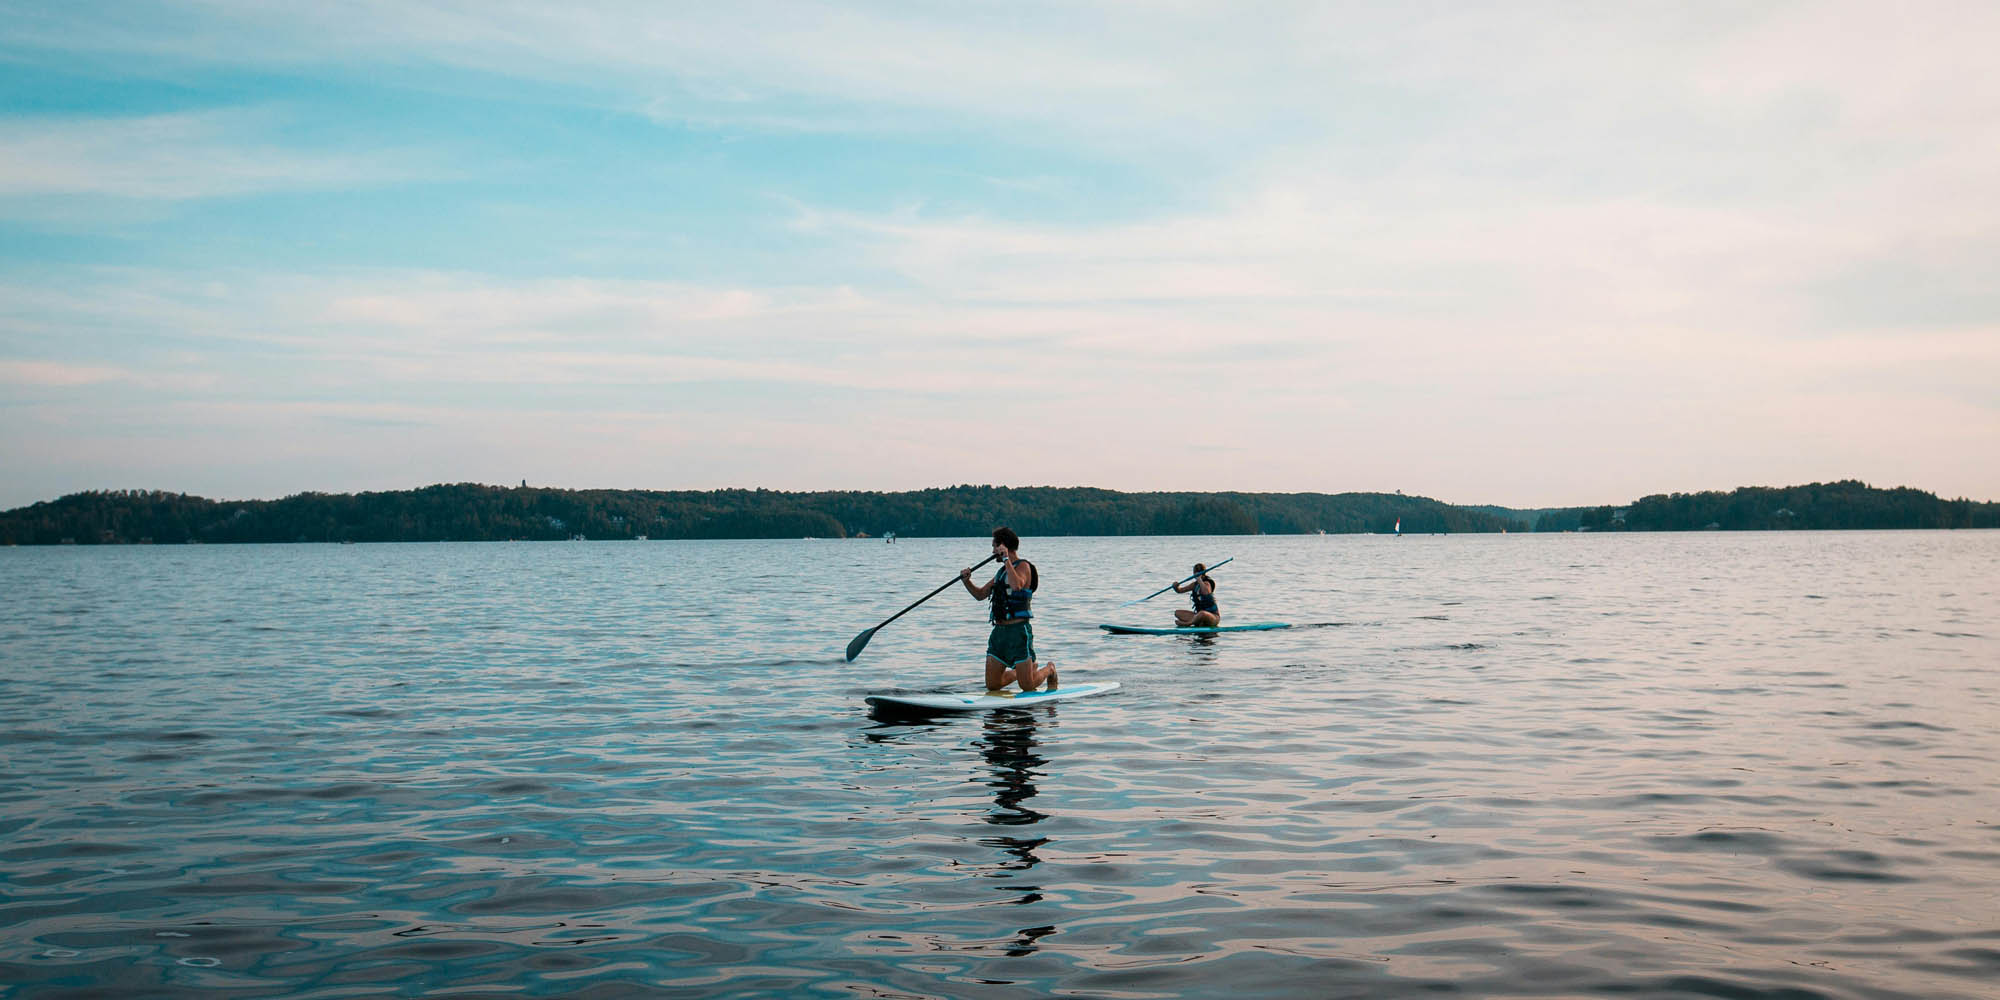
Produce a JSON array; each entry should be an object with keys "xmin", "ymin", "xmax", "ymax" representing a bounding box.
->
[{"xmin": 2, "ymin": 532, "xmax": 1997, "ymax": 998}]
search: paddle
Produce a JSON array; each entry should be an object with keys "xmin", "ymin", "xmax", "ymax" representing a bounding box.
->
[
  {"xmin": 1118, "ymin": 556, "xmax": 1234, "ymax": 607},
  {"xmin": 846, "ymin": 554, "xmax": 998, "ymax": 661}
]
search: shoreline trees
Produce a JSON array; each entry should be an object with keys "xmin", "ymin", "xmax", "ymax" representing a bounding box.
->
[{"xmin": 1, "ymin": 481, "xmax": 1990, "ymax": 546}]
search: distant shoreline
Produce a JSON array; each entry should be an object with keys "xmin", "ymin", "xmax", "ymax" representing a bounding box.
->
[{"xmin": 2, "ymin": 480, "xmax": 1993, "ymax": 546}]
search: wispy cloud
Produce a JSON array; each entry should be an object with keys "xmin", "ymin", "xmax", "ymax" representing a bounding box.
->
[
  {"xmin": 6, "ymin": 258, "xmax": 1995, "ymax": 510},
  {"xmin": 0, "ymin": 358, "xmax": 217, "ymax": 390},
  {"xmin": 0, "ymin": 359, "xmax": 131, "ymax": 387},
  {"xmin": 0, "ymin": 109, "xmax": 425, "ymax": 200}
]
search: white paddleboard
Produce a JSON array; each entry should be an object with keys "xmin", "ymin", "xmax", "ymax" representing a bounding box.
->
[{"xmin": 866, "ymin": 680, "xmax": 1121, "ymax": 713}]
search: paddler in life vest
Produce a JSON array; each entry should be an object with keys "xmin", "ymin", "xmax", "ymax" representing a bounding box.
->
[
  {"xmin": 960, "ymin": 526, "xmax": 1057, "ymax": 692},
  {"xmin": 1172, "ymin": 563, "xmax": 1220, "ymax": 627}
]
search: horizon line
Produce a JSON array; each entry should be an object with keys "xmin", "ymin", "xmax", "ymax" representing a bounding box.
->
[{"xmin": 10, "ymin": 477, "xmax": 1993, "ymax": 514}]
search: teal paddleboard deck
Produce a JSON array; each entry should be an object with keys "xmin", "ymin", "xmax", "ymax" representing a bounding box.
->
[
  {"xmin": 866, "ymin": 681, "xmax": 1121, "ymax": 713},
  {"xmin": 1099, "ymin": 622, "xmax": 1292, "ymax": 635}
]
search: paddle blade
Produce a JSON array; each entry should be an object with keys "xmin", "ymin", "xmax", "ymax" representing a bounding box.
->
[{"xmin": 845, "ymin": 626, "xmax": 878, "ymax": 662}]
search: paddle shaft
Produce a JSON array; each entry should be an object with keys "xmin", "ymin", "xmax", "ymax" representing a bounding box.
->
[
  {"xmin": 1122, "ymin": 556, "xmax": 1234, "ymax": 607},
  {"xmin": 878, "ymin": 554, "xmax": 997, "ymax": 631},
  {"xmin": 846, "ymin": 554, "xmax": 998, "ymax": 660}
]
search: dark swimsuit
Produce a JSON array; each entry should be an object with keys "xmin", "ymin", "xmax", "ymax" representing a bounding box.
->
[{"xmin": 1191, "ymin": 577, "xmax": 1218, "ymax": 615}]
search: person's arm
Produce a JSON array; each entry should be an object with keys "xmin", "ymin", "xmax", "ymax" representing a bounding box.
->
[
  {"xmin": 961, "ymin": 567, "xmax": 994, "ymax": 599},
  {"xmin": 1000, "ymin": 555, "xmax": 1032, "ymax": 590},
  {"xmin": 1172, "ymin": 579, "xmax": 1191, "ymax": 594}
]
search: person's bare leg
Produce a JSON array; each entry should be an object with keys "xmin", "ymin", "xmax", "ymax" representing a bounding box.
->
[
  {"xmin": 1014, "ymin": 657, "xmax": 1056, "ymax": 691},
  {"xmin": 985, "ymin": 655, "xmax": 1015, "ymax": 692},
  {"xmin": 1174, "ymin": 609, "xmax": 1196, "ymax": 626},
  {"xmin": 1192, "ymin": 611, "xmax": 1219, "ymax": 627}
]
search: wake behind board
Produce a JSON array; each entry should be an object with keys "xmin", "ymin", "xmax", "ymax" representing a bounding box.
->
[
  {"xmin": 1099, "ymin": 622, "xmax": 1292, "ymax": 635},
  {"xmin": 866, "ymin": 681, "xmax": 1121, "ymax": 714}
]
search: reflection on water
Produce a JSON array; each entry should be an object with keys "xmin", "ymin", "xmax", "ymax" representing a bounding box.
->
[
  {"xmin": 980, "ymin": 710, "xmax": 1048, "ymax": 831},
  {"xmin": 2, "ymin": 532, "xmax": 1998, "ymax": 999},
  {"xmin": 977, "ymin": 711, "xmax": 1054, "ymax": 955}
]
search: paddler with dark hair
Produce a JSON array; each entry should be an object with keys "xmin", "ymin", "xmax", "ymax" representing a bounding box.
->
[
  {"xmin": 960, "ymin": 526, "xmax": 1057, "ymax": 692},
  {"xmin": 1171, "ymin": 563, "xmax": 1221, "ymax": 627}
]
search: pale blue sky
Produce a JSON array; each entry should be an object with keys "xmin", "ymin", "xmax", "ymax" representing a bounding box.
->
[{"xmin": 3, "ymin": 1, "xmax": 1996, "ymax": 509}]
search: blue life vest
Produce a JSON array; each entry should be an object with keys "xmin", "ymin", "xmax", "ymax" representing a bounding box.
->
[
  {"xmin": 991, "ymin": 562, "xmax": 1036, "ymax": 622},
  {"xmin": 1191, "ymin": 577, "xmax": 1218, "ymax": 614}
]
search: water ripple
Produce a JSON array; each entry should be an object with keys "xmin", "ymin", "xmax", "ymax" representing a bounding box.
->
[{"xmin": 2, "ymin": 533, "xmax": 1997, "ymax": 998}]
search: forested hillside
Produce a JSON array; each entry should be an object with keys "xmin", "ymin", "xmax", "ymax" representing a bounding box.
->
[
  {"xmin": 1570, "ymin": 481, "xmax": 1998, "ymax": 531},
  {"xmin": 0, "ymin": 484, "xmax": 1517, "ymax": 545},
  {"xmin": 4, "ymin": 480, "xmax": 1987, "ymax": 545}
]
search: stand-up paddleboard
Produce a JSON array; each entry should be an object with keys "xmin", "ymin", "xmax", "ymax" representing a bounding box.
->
[
  {"xmin": 867, "ymin": 681, "xmax": 1121, "ymax": 713},
  {"xmin": 1099, "ymin": 622, "xmax": 1292, "ymax": 635}
]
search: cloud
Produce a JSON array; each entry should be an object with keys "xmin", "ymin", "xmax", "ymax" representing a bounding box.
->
[
  {"xmin": 0, "ymin": 359, "xmax": 131, "ymax": 387},
  {"xmin": 2, "ymin": 3, "xmax": 1176, "ymax": 144},
  {"xmin": 0, "ymin": 109, "xmax": 425, "ymax": 201},
  {"xmin": 14, "ymin": 3, "xmax": 1994, "ymax": 156},
  {"xmin": 7, "ymin": 257, "xmax": 1996, "ymax": 509},
  {"xmin": 0, "ymin": 358, "xmax": 217, "ymax": 390}
]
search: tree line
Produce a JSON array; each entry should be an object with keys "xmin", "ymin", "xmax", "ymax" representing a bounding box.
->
[
  {"xmin": 0, "ymin": 484, "xmax": 1521, "ymax": 545},
  {"xmin": 1570, "ymin": 480, "xmax": 1999, "ymax": 531},
  {"xmin": 1, "ymin": 480, "xmax": 1989, "ymax": 545}
]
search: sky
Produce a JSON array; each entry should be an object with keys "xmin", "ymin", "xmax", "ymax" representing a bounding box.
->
[{"xmin": 2, "ymin": 1, "xmax": 1996, "ymax": 510}]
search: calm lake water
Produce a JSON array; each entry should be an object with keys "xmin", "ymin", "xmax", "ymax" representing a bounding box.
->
[{"xmin": 2, "ymin": 532, "xmax": 1997, "ymax": 999}]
